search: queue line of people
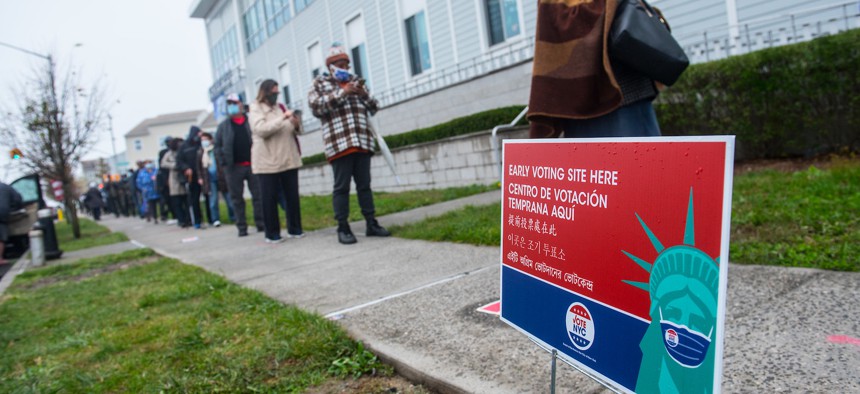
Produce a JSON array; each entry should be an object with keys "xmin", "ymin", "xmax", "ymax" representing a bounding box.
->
[{"xmin": 84, "ymin": 42, "xmax": 390, "ymax": 246}]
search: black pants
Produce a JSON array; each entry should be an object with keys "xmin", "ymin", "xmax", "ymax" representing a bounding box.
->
[
  {"xmin": 224, "ymin": 165, "xmax": 263, "ymax": 232},
  {"xmin": 146, "ymin": 198, "xmax": 160, "ymax": 222},
  {"xmin": 170, "ymin": 195, "xmax": 190, "ymax": 227},
  {"xmin": 331, "ymin": 152, "xmax": 375, "ymax": 223},
  {"xmin": 186, "ymin": 182, "xmax": 203, "ymax": 226},
  {"xmin": 258, "ymin": 169, "xmax": 302, "ymax": 239}
]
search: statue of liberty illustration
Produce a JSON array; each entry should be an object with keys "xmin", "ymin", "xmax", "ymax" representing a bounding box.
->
[{"xmin": 623, "ymin": 189, "xmax": 719, "ymax": 394}]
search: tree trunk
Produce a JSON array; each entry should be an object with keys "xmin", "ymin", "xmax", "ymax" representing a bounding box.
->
[{"xmin": 61, "ymin": 178, "xmax": 81, "ymax": 239}]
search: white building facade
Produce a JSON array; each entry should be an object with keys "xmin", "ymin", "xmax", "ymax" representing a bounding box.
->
[{"xmin": 189, "ymin": 0, "xmax": 859, "ymax": 157}]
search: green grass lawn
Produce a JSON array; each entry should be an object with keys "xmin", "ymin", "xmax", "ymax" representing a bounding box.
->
[
  {"xmin": 392, "ymin": 158, "xmax": 860, "ymax": 272},
  {"xmin": 217, "ymin": 184, "xmax": 497, "ymax": 231},
  {"xmin": 0, "ymin": 249, "xmax": 387, "ymax": 392},
  {"xmin": 55, "ymin": 217, "xmax": 129, "ymax": 252}
]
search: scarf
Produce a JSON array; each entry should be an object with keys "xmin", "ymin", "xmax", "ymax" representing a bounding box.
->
[{"xmin": 527, "ymin": 0, "xmax": 622, "ymax": 138}]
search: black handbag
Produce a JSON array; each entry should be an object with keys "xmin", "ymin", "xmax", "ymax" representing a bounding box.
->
[{"xmin": 609, "ymin": 0, "xmax": 689, "ymax": 86}]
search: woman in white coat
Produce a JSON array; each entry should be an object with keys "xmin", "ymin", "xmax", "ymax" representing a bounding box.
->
[{"xmin": 248, "ymin": 79, "xmax": 304, "ymax": 243}]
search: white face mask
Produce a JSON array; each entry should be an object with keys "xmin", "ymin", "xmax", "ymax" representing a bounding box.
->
[{"xmin": 329, "ymin": 65, "xmax": 352, "ymax": 82}]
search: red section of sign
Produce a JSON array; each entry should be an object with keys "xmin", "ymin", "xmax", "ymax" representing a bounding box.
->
[
  {"xmin": 477, "ymin": 301, "xmax": 501, "ymax": 315},
  {"xmin": 502, "ymin": 141, "xmax": 727, "ymax": 320}
]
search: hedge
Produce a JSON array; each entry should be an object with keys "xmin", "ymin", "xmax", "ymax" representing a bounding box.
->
[
  {"xmin": 301, "ymin": 105, "xmax": 527, "ymax": 165},
  {"xmin": 655, "ymin": 28, "xmax": 859, "ymax": 159}
]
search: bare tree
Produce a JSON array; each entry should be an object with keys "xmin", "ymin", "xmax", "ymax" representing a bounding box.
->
[{"xmin": 0, "ymin": 54, "xmax": 107, "ymax": 239}]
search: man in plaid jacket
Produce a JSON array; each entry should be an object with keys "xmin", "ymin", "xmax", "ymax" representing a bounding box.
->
[{"xmin": 308, "ymin": 42, "xmax": 390, "ymax": 245}]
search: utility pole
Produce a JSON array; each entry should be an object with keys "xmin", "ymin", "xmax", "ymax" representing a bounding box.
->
[{"xmin": 108, "ymin": 113, "xmax": 117, "ymax": 175}]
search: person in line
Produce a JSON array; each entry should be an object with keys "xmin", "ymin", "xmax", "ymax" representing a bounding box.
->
[
  {"xmin": 249, "ymin": 79, "xmax": 304, "ymax": 243},
  {"xmin": 136, "ymin": 160, "xmax": 160, "ymax": 223},
  {"xmin": 527, "ymin": 0, "xmax": 662, "ymax": 139},
  {"xmin": 0, "ymin": 181, "xmax": 23, "ymax": 263},
  {"xmin": 82, "ymin": 182, "xmax": 104, "ymax": 221},
  {"xmin": 214, "ymin": 93, "xmax": 264, "ymax": 237},
  {"xmin": 308, "ymin": 42, "xmax": 390, "ymax": 245},
  {"xmin": 156, "ymin": 136, "xmax": 174, "ymax": 223},
  {"xmin": 160, "ymin": 138, "xmax": 191, "ymax": 228},
  {"xmin": 197, "ymin": 131, "xmax": 230, "ymax": 227},
  {"xmin": 177, "ymin": 126, "xmax": 205, "ymax": 229}
]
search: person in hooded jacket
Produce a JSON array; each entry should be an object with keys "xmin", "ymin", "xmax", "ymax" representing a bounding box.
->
[
  {"xmin": 176, "ymin": 126, "xmax": 205, "ymax": 229},
  {"xmin": 160, "ymin": 137, "xmax": 190, "ymax": 228},
  {"xmin": 136, "ymin": 161, "xmax": 160, "ymax": 223}
]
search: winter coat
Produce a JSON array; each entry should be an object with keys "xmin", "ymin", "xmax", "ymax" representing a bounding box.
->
[
  {"xmin": 159, "ymin": 150, "xmax": 187, "ymax": 196},
  {"xmin": 214, "ymin": 117, "xmax": 253, "ymax": 171},
  {"xmin": 248, "ymin": 101, "xmax": 303, "ymax": 174},
  {"xmin": 307, "ymin": 73, "xmax": 378, "ymax": 161},
  {"xmin": 177, "ymin": 126, "xmax": 203, "ymax": 183},
  {"xmin": 135, "ymin": 168, "xmax": 159, "ymax": 201},
  {"xmin": 83, "ymin": 187, "xmax": 105, "ymax": 209}
]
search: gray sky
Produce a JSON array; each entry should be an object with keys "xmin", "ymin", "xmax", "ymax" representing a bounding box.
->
[{"xmin": 0, "ymin": 0, "xmax": 212, "ymax": 180}]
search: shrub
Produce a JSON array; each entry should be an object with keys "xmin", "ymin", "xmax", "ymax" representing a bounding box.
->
[{"xmin": 655, "ymin": 29, "xmax": 859, "ymax": 159}]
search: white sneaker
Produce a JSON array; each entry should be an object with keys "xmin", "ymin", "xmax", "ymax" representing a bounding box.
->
[
  {"xmin": 286, "ymin": 233, "xmax": 305, "ymax": 239},
  {"xmin": 213, "ymin": 220, "xmax": 221, "ymax": 227},
  {"xmin": 166, "ymin": 219, "xmax": 178, "ymax": 225},
  {"xmin": 265, "ymin": 237, "xmax": 285, "ymax": 244}
]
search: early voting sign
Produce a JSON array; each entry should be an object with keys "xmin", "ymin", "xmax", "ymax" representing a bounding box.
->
[{"xmin": 500, "ymin": 137, "xmax": 734, "ymax": 393}]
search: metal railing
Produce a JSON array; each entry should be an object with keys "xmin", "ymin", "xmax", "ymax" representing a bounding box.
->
[
  {"xmin": 491, "ymin": 106, "xmax": 529, "ymax": 181},
  {"xmin": 287, "ymin": 35, "xmax": 535, "ymax": 131},
  {"xmin": 678, "ymin": 1, "xmax": 860, "ymax": 64}
]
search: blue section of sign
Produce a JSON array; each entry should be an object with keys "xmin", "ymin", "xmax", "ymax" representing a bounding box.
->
[{"xmin": 501, "ymin": 266, "xmax": 648, "ymax": 391}]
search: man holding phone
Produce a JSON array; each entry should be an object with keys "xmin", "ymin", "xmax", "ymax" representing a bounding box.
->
[{"xmin": 307, "ymin": 42, "xmax": 390, "ymax": 245}]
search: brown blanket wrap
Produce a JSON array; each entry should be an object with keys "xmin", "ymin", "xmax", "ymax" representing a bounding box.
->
[{"xmin": 527, "ymin": 0, "xmax": 622, "ymax": 138}]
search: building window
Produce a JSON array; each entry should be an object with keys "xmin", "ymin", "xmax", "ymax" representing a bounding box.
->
[
  {"xmin": 211, "ymin": 27, "xmax": 240, "ymax": 79},
  {"xmin": 242, "ymin": 1, "xmax": 267, "ymax": 52},
  {"xmin": 295, "ymin": 0, "xmax": 313, "ymax": 13},
  {"xmin": 405, "ymin": 11, "xmax": 431, "ymax": 76},
  {"xmin": 263, "ymin": 0, "xmax": 291, "ymax": 36},
  {"xmin": 346, "ymin": 13, "xmax": 370, "ymax": 87},
  {"xmin": 308, "ymin": 42, "xmax": 322, "ymax": 79},
  {"xmin": 485, "ymin": 0, "xmax": 521, "ymax": 46},
  {"xmin": 278, "ymin": 63, "xmax": 292, "ymax": 106},
  {"xmin": 134, "ymin": 140, "xmax": 142, "ymax": 151}
]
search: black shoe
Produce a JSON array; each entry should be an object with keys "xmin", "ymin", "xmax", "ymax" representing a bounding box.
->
[
  {"xmin": 256, "ymin": 226, "xmax": 265, "ymax": 233},
  {"xmin": 238, "ymin": 229, "xmax": 248, "ymax": 237},
  {"xmin": 366, "ymin": 219, "xmax": 391, "ymax": 237},
  {"xmin": 337, "ymin": 225, "xmax": 357, "ymax": 244}
]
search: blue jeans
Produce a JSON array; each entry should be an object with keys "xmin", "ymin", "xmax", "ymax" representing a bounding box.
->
[
  {"xmin": 209, "ymin": 170, "xmax": 236, "ymax": 223},
  {"xmin": 562, "ymin": 100, "xmax": 661, "ymax": 138}
]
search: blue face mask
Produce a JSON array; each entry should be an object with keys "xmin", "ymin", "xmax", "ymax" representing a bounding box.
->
[
  {"xmin": 227, "ymin": 103, "xmax": 241, "ymax": 116},
  {"xmin": 145, "ymin": 163, "xmax": 155, "ymax": 170},
  {"xmin": 659, "ymin": 308, "xmax": 713, "ymax": 368},
  {"xmin": 201, "ymin": 140, "xmax": 211, "ymax": 148},
  {"xmin": 330, "ymin": 65, "xmax": 351, "ymax": 82}
]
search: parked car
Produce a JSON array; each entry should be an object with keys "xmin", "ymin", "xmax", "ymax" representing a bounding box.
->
[{"xmin": 3, "ymin": 174, "xmax": 46, "ymax": 260}]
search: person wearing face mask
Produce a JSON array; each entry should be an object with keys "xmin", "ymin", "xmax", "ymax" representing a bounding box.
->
[
  {"xmin": 197, "ymin": 131, "xmax": 230, "ymax": 227},
  {"xmin": 215, "ymin": 94, "xmax": 265, "ymax": 237},
  {"xmin": 307, "ymin": 42, "xmax": 390, "ymax": 245},
  {"xmin": 248, "ymin": 79, "xmax": 304, "ymax": 244},
  {"xmin": 136, "ymin": 160, "xmax": 160, "ymax": 223}
]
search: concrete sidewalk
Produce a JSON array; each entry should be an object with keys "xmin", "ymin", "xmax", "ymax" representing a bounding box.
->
[{"xmin": 96, "ymin": 191, "xmax": 859, "ymax": 393}]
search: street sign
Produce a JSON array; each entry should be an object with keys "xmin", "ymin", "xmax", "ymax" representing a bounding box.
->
[{"xmin": 501, "ymin": 137, "xmax": 734, "ymax": 393}]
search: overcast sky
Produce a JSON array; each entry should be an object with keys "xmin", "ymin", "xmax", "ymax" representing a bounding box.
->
[{"xmin": 0, "ymin": 0, "xmax": 212, "ymax": 181}]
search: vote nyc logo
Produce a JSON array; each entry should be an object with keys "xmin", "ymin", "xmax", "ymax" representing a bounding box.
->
[{"xmin": 566, "ymin": 302, "xmax": 595, "ymax": 351}]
